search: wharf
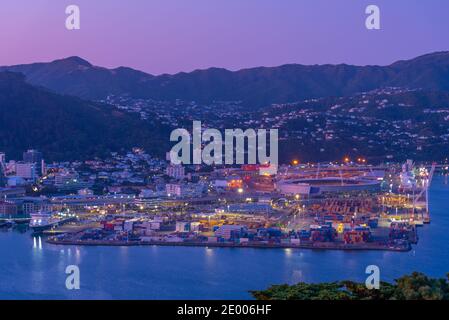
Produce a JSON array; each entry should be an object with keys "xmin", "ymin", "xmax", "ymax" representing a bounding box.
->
[
  {"xmin": 42, "ymin": 222, "xmax": 101, "ymax": 235},
  {"xmin": 46, "ymin": 238, "xmax": 411, "ymax": 252},
  {"xmin": 0, "ymin": 217, "xmax": 31, "ymax": 224}
]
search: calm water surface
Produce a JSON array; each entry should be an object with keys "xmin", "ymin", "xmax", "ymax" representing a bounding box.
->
[{"xmin": 1, "ymin": 177, "xmax": 448, "ymax": 299}]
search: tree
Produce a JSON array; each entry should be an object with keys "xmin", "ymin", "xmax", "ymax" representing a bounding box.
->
[{"xmin": 250, "ymin": 272, "xmax": 449, "ymax": 300}]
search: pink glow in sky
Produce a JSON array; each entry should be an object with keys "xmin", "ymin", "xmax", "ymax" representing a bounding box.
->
[{"xmin": 1, "ymin": 0, "xmax": 449, "ymax": 74}]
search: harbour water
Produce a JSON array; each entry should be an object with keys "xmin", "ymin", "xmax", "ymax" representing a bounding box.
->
[{"xmin": 1, "ymin": 176, "xmax": 448, "ymax": 300}]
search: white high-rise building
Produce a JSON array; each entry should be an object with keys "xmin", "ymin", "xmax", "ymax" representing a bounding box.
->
[
  {"xmin": 15, "ymin": 162, "xmax": 36, "ymax": 180},
  {"xmin": 166, "ymin": 183, "xmax": 182, "ymax": 197},
  {"xmin": 166, "ymin": 165, "xmax": 185, "ymax": 179}
]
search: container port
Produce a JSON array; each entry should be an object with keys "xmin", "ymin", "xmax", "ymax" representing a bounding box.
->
[{"xmin": 13, "ymin": 160, "xmax": 433, "ymax": 253}]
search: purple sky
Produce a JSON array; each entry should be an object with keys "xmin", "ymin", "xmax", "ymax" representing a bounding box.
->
[{"xmin": 1, "ymin": 0, "xmax": 449, "ymax": 74}]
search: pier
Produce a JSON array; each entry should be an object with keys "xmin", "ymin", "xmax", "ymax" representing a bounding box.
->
[{"xmin": 46, "ymin": 238, "xmax": 411, "ymax": 252}]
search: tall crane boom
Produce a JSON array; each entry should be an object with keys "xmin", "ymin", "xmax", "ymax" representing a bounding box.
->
[{"xmin": 413, "ymin": 162, "xmax": 436, "ymax": 213}]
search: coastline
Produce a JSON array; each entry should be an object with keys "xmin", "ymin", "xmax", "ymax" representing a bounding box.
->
[{"xmin": 46, "ymin": 238, "xmax": 411, "ymax": 252}]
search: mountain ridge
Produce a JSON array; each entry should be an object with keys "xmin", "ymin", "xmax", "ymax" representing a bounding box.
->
[
  {"xmin": 0, "ymin": 72, "xmax": 169, "ymax": 161},
  {"xmin": 1, "ymin": 51, "xmax": 449, "ymax": 106}
]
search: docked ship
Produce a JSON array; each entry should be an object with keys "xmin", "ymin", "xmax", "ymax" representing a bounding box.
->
[
  {"xmin": 29, "ymin": 211, "xmax": 75, "ymax": 232},
  {"xmin": 398, "ymin": 160, "xmax": 436, "ymax": 224},
  {"xmin": 0, "ymin": 220, "xmax": 14, "ymax": 228}
]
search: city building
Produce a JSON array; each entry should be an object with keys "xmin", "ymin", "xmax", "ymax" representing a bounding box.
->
[
  {"xmin": 54, "ymin": 171, "xmax": 90, "ymax": 191},
  {"xmin": 78, "ymin": 188, "xmax": 94, "ymax": 196},
  {"xmin": 166, "ymin": 183, "xmax": 183, "ymax": 197},
  {"xmin": 166, "ymin": 183, "xmax": 205, "ymax": 198},
  {"xmin": 23, "ymin": 149, "xmax": 44, "ymax": 176},
  {"xmin": 0, "ymin": 187, "xmax": 26, "ymax": 199},
  {"xmin": 0, "ymin": 201, "xmax": 18, "ymax": 216},
  {"xmin": 15, "ymin": 162, "xmax": 37, "ymax": 180},
  {"xmin": 166, "ymin": 165, "xmax": 185, "ymax": 179},
  {"xmin": 6, "ymin": 176, "xmax": 26, "ymax": 187}
]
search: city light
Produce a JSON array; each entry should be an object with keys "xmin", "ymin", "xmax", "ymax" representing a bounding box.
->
[{"xmin": 0, "ymin": 1, "xmax": 445, "ymax": 303}]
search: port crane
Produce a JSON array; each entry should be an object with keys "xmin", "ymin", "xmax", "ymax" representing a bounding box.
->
[
  {"xmin": 412, "ymin": 162, "xmax": 436, "ymax": 218},
  {"xmin": 0, "ymin": 160, "xmax": 6, "ymax": 187}
]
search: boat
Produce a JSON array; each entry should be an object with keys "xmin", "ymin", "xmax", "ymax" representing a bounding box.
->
[
  {"xmin": 29, "ymin": 211, "xmax": 75, "ymax": 232},
  {"xmin": 29, "ymin": 211, "xmax": 56, "ymax": 232},
  {"xmin": 0, "ymin": 219, "xmax": 15, "ymax": 228},
  {"xmin": 0, "ymin": 217, "xmax": 30, "ymax": 225},
  {"xmin": 12, "ymin": 218, "xmax": 31, "ymax": 224}
]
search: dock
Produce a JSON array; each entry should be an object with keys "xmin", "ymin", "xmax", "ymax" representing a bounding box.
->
[
  {"xmin": 46, "ymin": 238, "xmax": 411, "ymax": 252},
  {"xmin": 41, "ymin": 222, "xmax": 101, "ymax": 235}
]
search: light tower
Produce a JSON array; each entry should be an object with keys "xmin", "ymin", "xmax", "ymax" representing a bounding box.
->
[{"xmin": 0, "ymin": 162, "xmax": 6, "ymax": 187}]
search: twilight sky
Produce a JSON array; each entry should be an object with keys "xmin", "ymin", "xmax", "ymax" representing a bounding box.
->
[{"xmin": 1, "ymin": 0, "xmax": 449, "ymax": 74}]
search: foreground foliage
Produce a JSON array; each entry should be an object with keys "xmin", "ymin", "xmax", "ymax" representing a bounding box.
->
[{"xmin": 251, "ymin": 272, "xmax": 449, "ymax": 300}]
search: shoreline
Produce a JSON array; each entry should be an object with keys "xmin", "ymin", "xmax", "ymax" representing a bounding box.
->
[{"xmin": 46, "ymin": 238, "xmax": 411, "ymax": 252}]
